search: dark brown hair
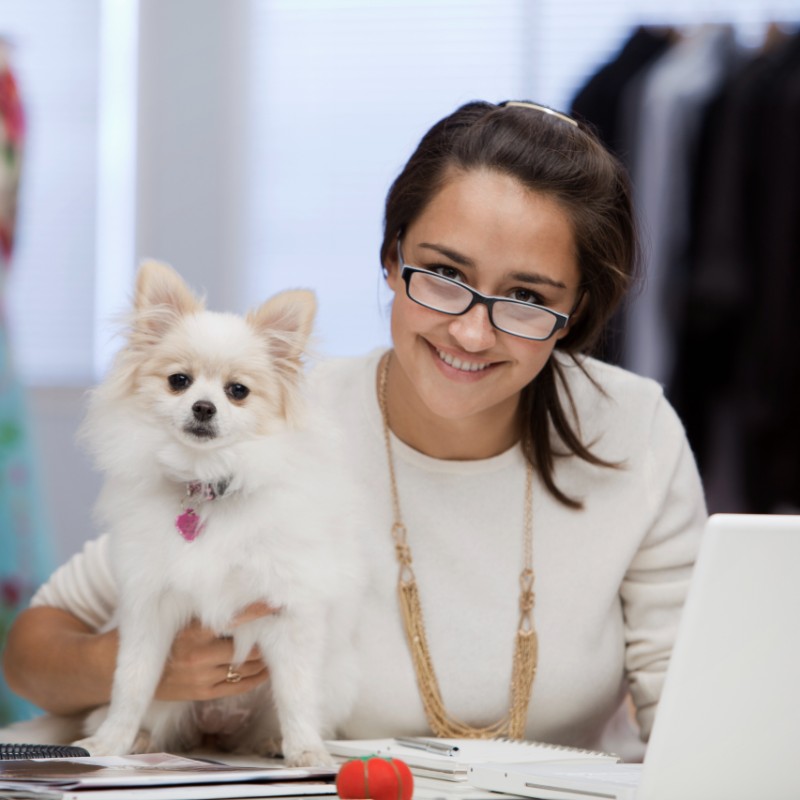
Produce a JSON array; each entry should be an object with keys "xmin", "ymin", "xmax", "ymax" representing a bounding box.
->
[{"xmin": 380, "ymin": 100, "xmax": 640, "ymax": 508}]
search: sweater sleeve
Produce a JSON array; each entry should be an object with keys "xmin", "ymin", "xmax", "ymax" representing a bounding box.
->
[
  {"xmin": 620, "ymin": 393, "xmax": 707, "ymax": 740},
  {"xmin": 29, "ymin": 534, "xmax": 118, "ymax": 631}
]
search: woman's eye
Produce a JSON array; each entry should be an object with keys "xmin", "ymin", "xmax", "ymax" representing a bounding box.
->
[
  {"xmin": 168, "ymin": 373, "xmax": 192, "ymax": 392},
  {"xmin": 509, "ymin": 288, "xmax": 543, "ymax": 306},
  {"xmin": 226, "ymin": 383, "xmax": 250, "ymax": 401},
  {"xmin": 431, "ymin": 265, "xmax": 465, "ymax": 282}
]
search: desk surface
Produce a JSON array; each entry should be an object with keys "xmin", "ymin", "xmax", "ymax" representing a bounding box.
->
[{"xmin": 0, "ymin": 719, "xmax": 515, "ymax": 800}]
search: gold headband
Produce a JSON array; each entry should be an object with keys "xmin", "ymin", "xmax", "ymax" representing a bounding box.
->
[{"xmin": 501, "ymin": 101, "xmax": 578, "ymax": 128}]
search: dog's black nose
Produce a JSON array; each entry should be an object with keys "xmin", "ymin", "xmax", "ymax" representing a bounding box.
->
[{"xmin": 192, "ymin": 400, "xmax": 216, "ymax": 422}]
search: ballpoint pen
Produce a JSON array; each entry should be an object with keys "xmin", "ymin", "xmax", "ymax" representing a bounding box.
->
[{"xmin": 394, "ymin": 737, "xmax": 461, "ymax": 757}]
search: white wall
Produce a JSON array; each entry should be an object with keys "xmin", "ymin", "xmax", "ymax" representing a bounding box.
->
[
  {"xmin": 6, "ymin": 1, "xmax": 792, "ymax": 563},
  {"xmin": 135, "ymin": 0, "xmax": 251, "ymax": 314},
  {"xmin": 7, "ymin": 0, "xmax": 547, "ymax": 562},
  {"xmin": 27, "ymin": 388, "xmax": 101, "ymax": 562},
  {"xmin": 3, "ymin": 0, "xmax": 100, "ymax": 385}
]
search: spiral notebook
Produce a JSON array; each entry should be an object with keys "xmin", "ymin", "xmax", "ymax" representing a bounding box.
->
[{"xmin": 326, "ymin": 738, "xmax": 617, "ymax": 781}]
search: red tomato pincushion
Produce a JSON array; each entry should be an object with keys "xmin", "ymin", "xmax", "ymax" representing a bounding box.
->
[{"xmin": 336, "ymin": 756, "xmax": 414, "ymax": 800}]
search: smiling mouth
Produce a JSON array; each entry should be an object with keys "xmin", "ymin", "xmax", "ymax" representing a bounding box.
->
[{"xmin": 435, "ymin": 347, "xmax": 492, "ymax": 373}]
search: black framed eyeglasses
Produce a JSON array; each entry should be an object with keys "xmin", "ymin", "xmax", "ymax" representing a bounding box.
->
[{"xmin": 397, "ymin": 242, "xmax": 571, "ymax": 342}]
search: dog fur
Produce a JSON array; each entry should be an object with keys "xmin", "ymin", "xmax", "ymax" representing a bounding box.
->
[{"xmin": 73, "ymin": 261, "xmax": 364, "ymax": 766}]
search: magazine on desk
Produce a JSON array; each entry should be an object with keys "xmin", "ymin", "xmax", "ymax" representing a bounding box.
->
[
  {"xmin": 326, "ymin": 737, "xmax": 618, "ymax": 782},
  {"xmin": 0, "ymin": 752, "xmax": 337, "ymax": 800}
]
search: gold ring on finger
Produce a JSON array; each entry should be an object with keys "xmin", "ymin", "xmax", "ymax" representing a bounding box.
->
[{"xmin": 225, "ymin": 664, "xmax": 242, "ymax": 684}]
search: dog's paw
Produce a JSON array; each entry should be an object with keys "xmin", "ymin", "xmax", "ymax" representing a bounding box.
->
[
  {"xmin": 254, "ymin": 736, "xmax": 284, "ymax": 759},
  {"xmin": 130, "ymin": 730, "xmax": 154, "ymax": 754},
  {"xmin": 283, "ymin": 747, "xmax": 335, "ymax": 768},
  {"xmin": 72, "ymin": 736, "xmax": 126, "ymax": 757}
]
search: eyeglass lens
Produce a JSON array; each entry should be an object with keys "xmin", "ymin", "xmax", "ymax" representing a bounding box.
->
[{"xmin": 409, "ymin": 270, "xmax": 559, "ymax": 340}]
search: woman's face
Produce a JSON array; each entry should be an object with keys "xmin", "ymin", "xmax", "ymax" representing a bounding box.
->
[{"xmin": 385, "ymin": 168, "xmax": 581, "ymax": 431}]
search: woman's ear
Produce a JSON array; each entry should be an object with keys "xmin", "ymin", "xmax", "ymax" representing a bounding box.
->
[
  {"xmin": 383, "ymin": 235, "xmax": 402, "ymax": 290},
  {"xmin": 555, "ymin": 289, "xmax": 586, "ymax": 340}
]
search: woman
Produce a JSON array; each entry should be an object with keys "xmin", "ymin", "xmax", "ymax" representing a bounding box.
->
[{"xmin": 2, "ymin": 100, "xmax": 706, "ymax": 755}]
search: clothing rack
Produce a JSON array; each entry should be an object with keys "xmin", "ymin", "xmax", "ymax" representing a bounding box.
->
[{"xmin": 571, "ymin": 22, "xmax": 800, "ymax": 515}]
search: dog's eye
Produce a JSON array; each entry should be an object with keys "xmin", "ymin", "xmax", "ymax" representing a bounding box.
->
[
  {"xmin": 226, "ymin": 383, "xmax": 250, "ymax": 401},
  {"xmin": 168, "ymin": 374, "xmax": 192, "ymax": 392}
]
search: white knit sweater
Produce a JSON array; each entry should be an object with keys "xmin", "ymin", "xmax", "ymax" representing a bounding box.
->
[{"xmin": 32, "ymin": 349, "xmax": 706, "ymax": 754}]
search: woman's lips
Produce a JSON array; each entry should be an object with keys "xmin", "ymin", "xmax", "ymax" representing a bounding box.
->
[{"xmin": 427, "ymin": 340, "xmax": 500, "ymax": 379}]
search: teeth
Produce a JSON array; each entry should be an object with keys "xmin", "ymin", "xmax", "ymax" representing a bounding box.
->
[{"xmin": 436, "ymin": 349, "xmax": 490, "ymax": 372}]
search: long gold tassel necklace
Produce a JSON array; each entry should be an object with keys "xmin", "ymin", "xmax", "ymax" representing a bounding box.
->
[{"xmin": 377, "ymin": 351, "xmax": 538, "ymax": 739}]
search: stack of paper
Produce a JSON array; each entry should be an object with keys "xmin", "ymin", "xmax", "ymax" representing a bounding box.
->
[
  {"xmin": 326, "ymin": 737, "xmax": 617, "ymax": 782},
  {"xmin": 0, "ymin": 752, "xmax": 337, "ymax": 800}
]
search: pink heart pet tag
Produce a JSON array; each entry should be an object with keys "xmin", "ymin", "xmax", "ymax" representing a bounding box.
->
[{"xmin": 176, "ymin": 508, "xmax": 204, "ymax": 541}]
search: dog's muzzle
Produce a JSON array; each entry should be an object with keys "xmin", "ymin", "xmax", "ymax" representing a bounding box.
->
[{"xmin": 184, "ymin": 400, "xmax": 218, "ymax": 439}]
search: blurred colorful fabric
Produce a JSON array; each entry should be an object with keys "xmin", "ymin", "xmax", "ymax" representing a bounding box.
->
[{"xmin": 0, "ymin": 40, "xmax": 53, "ymax": 723}]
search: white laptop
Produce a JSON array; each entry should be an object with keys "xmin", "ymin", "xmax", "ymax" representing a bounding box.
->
[{"xmin": 469, "ymin": 513, "xmax": 800, "ymax": 800}]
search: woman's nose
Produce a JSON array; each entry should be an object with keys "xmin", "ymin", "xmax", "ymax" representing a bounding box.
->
[{"xmin": 447, "ymin": 303, "xmax": 497, "ymax": 352}]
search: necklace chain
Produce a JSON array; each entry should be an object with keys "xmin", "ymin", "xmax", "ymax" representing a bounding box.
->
[{"xmin": 377, "ymin": 351, "xmax": 538, "ymax": 739}]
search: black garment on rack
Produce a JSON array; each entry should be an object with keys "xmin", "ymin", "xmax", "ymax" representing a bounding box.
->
[
  {"xmin": 668, "ymin": 50, "xmax": 775, "ymax": 475},
  {"xmin": 570, "ymin": 26, "xmax": 673, "ymax": 161},
  {"xmin": 670, "ymin": 32, "xmax": 800, "ymax": 512},
  {"xmin": 738, "ymin": 34, "xmax": 800, "ymax": 512},
  {"xmin": 570, "ymin": 26, "xmax": 673, "ymax": 364}
]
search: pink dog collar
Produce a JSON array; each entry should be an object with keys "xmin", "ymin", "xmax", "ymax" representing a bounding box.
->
[{"xmin": 175, "ymin": 480, "xmax": 230, "ymax": 541}]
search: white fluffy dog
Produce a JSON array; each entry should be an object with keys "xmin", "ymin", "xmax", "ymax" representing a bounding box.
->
[{"xmin": 73, "ymin": 261, "xmax": 364, "ymax": 766}]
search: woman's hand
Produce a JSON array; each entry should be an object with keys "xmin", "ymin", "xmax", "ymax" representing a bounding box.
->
[
  {"xmin": 2, "ymin": 602, "xmax": 276, "ymax": 716},
  {"xmin": 155, "ymin": 602, "xmax": 274, "ymax": 701}
]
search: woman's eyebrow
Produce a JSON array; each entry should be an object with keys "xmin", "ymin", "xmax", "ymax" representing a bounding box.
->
[
  {"xmin": 419, "ymin": 243, "xmax": 568, "ymax": 290},
  {"xmin": 508, "ymin": 271, "xmax": 568, "ymax": 290},
  {"xmin": 418, "ymin": 242, "xmax": 474, "ymax": 267}
]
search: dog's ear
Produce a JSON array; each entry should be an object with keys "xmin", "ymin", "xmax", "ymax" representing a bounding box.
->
[
  {"xmin": 248, "ymin": 290, "xmax": 316, "ymax": 423},
  {"xmin": 135, "ymin": 259, "xmax": 203, "ymax": 315},
  {"xmin": 133, "ymin": 260, "xmax": 204, "ymax": 340},
  {"xmin": 247, "ymin": 289, "xmax": 317, "ymax": 368}
]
